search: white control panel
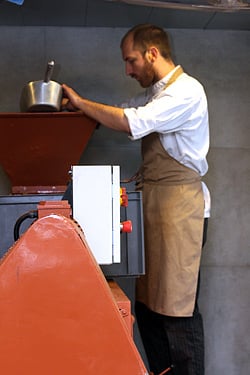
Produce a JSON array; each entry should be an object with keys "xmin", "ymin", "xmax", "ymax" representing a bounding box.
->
[{"xmin": 72, "ymin": 165, "xmax": 121, "ymax": 264}]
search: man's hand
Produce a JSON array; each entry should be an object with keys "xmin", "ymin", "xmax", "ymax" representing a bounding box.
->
[{"xmin": 61, "ymin": 84, "xmax": 82, "ymax": 112}]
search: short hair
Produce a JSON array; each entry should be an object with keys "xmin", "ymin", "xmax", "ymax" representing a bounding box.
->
[{"xmin": 121, "ymin": 24, "xmax": 172, "ymax": 60}]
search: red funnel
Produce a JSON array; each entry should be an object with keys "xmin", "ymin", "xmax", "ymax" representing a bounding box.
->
[{"xmin": 0, "ymin": 112, "xmax": 96, "ymax": 194}]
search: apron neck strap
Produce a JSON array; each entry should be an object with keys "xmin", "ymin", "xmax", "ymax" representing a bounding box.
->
[{"xmin": 165, "ymin": 66, "xmax": 184, "ymax": 89}]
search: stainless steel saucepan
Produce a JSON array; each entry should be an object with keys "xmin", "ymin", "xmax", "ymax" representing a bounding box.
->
[{"xmin": 20, "ymin": 61, "xmax": 63, "ymax": 112}]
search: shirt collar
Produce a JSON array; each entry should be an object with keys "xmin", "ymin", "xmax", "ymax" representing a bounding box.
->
[{"xmin": 150, "ymin": 65, "xmax": 181, "ymax": 96}]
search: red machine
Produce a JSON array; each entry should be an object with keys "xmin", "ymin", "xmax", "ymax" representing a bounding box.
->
[
  {"xmin": 0, "ymin": 201, "xmax": 147, "ymax": 374},
  {"xmin": 0, "ymin": 113, "xmax": 147, "ymax": 374}
]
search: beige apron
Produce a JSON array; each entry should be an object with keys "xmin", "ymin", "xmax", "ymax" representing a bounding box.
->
[{"xmin": 136, "ymin": 67, "xmax": 204, "ymax": 317}]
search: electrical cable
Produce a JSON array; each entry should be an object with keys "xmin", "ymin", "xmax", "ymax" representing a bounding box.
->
[{"xmin": 13, "ymin": 210, "xmax": 38, "ymax": 241}]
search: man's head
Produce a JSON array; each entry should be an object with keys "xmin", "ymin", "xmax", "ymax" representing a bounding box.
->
[
  {"xmin": 121, "ymin": 24, "xmax": 172, "ymax": 60},
  {"xmin": 120, "ymin": 24, "xmax": 173, "ymax": 88}
]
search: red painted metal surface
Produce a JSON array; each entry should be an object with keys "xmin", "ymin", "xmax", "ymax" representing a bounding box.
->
[
  {"xmin": 37, "ymin": 200, "xmax": 72, "ymax": 218},
  {"xmin": 0, "ymin": 112, "xmax": 97, "ymax": 194},
  {"xmin": 0, "ymin": 213, "xmax": 147, "ymax": 374},
  {"xmin": 108, "ymin": 279, "xmax": 135, "ymax": 337}
]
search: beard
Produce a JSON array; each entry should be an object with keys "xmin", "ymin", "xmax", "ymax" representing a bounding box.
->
[{"xmin": 133, "ymin": 60, "xmax": 156, "ymax": 88}]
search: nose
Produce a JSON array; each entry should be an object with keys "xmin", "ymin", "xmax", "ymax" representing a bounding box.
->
[{"xmin": 125, "ymin": 62, "xmax": 133, "ymax": 76}]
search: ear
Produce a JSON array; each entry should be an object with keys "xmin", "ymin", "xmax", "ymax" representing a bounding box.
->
[{"xmin": 145, "ymin": 47, "xmax": 158, "ymax": 63}]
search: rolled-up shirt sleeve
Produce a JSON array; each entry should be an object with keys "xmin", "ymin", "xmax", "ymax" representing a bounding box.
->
[{"xmin": 124, "ymin": 105, "xmax": 155, "ymax": 139}]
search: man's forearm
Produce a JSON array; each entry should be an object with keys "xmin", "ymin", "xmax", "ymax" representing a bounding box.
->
[
  {"xmin": 77, "ymin": 97, "xmax": 131, "ymax": 134},
  {"xmin": 62, "ymin": 83, "xmax": 131, "ymax": 133}
]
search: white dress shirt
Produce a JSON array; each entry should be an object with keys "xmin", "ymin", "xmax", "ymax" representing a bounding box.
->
[
  {"xmin": 123, "ymin": 66, "xmax": 209, "ymax": 175},
  {"xmin": 122, "ymin": 66, "xmax": 211, "ymax": 217}
]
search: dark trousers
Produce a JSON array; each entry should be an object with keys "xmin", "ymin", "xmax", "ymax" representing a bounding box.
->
[{"xmin": 135, "ymin": 219, "xmax": 208, "ymax": 375}]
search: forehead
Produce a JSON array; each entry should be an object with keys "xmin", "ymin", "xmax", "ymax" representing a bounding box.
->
[{"xmin": 121, "ymin": 35, "xmax": 142, "ymax": 61}]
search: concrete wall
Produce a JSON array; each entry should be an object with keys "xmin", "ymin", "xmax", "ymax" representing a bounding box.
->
[{"xmin": 0, "ymin": 26, "xmax": 249, "ymax": 374}]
